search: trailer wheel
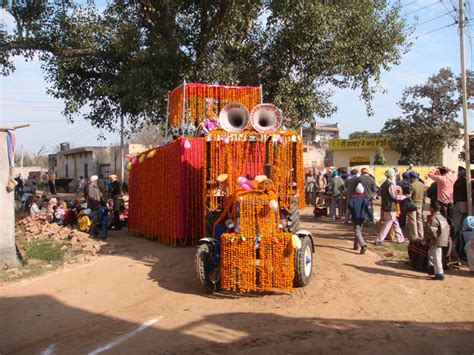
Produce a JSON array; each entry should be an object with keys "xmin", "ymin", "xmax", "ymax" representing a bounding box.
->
[
  {"xmin": 294, "ymin": 236, "xmax": 313, "ymax": 287},
  {"xmin": 195, "ymin": 243, "xmax": 217, "ymax": 293}
]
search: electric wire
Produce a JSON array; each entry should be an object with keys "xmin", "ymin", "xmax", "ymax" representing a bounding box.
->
[
  {"xmin": 403, "ymin": 0, "xmax": 443, "ymax": 16},
  {"xmin": 409, "ymin": 21, "xmax": 458, "ymax": 39},
  {"xmin": 417, "ymin": 9, "xmax": 457, "ymax": 26},
  {"xmin": 1, "ymin": 98, "xmax": 64, "ymax": 104},
  {"xmin": 1, "ymin": 119, "xmax": 87, "ymax": 123},
  {"xmin": 400, "ymin": 1, "xmax": 418, "ymax": 9}
]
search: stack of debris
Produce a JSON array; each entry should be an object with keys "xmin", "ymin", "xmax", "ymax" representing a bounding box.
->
[{"xmin": 16, "ymin": 215, "xmax": 103, "ymax": 264}]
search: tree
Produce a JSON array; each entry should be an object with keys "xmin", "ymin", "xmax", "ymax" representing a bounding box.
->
[
  {"xmin": 349, "ymin": 131, "xmax": 371, "ymax": 139},
  {"xmin": 373, "ymin": 145, "xmax": 386, "ymax": 165},
  {"xmin": 127, "ymin": 122, "xmax": 167, "ymax": 146},
  {"xmin": 1, "ymin": 1, "xmax": 411, "ymax": 131},
  {"xmin": 13, "ymin": 145, "xmax": 49, "ymax": 167},
  {"xmin": 382, "ymin": 68, "xmax": 471, "ymax": 165}
]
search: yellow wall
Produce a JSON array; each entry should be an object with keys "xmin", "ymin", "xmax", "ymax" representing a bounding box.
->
[
  {"xmin": 333, "ymin": 148, "xmax": 401, "ymax": 167},
  {"xmin": 350, "ymin": 165, "xmax": 437, "ymax": 186}
]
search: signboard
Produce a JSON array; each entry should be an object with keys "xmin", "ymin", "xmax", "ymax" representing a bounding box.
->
[
  {"xmin": 349, "ymin": 156, "xmax": 370, "ymax": 164},
  {"xmin": 329, "ymin": 137, "xmax": 394, "ymax": 150}
]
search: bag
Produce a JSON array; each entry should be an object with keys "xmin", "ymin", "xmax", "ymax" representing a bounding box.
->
[
  {"xmin": 314, "ymin": 206, "xmax": 328, "ymax": 218},
  {"xmin": 464, "ymin": 216, "xmax": 474, "ymax": 231},
  {"xmin": 403, "ymin": 199, "xmax": 417, "ymax": 213},
  {"xmin": 465, "ymin": 239, "xmax": 474, "ymax": 272},
  {"xmin": 407, "ymin": 239, "xmax": 429, "ymax": 272}
]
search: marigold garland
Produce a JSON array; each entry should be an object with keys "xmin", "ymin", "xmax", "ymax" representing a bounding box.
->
[
  {"xmin": 207, "ymin": 130, "xmax": 304, "ymax": 211},
  {"xmin": 219, "ymin": 186, "xmax": 295, "ymax": 293},
  {"xmin": 128, "ymin": 138, "xmax": 206, "ymax": 246},
  {"xmin": 168, "ymin": 83, "xmax": 261, "ymax": 128}
]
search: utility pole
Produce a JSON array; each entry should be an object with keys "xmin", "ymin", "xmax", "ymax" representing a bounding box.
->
[
  {"xmin": 459, "ymin": 0, "xmax": 472, "ymax": 215},
  {"xmin": 120, "ymin": 113, "xmax": 124, "ymax": 184},
  {"xmin": 20, "ymin": 144, "xmax": 23, "ymax": 177},
  {"xmin": 0, "ymin": 124, "xmax": 30, "ymax": 267}
]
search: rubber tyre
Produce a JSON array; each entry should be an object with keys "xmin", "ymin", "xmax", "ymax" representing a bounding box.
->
[
  {"xmin": 294, "ymin": 236, "xmax": 313, "ymax": 287},
  {"xmin": 205, "ymin": 208, "xmax": 222, "ymax": 238},
  {"xmin": 282, "ymin": 199, "xmax": 300, "ymax": 234},
  {"xmin": 195, "ymin": 243, "xmax": 216, "ymax": 293}
]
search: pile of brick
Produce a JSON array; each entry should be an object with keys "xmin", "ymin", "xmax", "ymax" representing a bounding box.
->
[{"xmin": 16, "ymin": 215, "xmax": 102, "ymax": 263}]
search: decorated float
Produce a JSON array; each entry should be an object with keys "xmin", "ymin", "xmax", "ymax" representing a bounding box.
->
[{"xmin": 128, "ymin": 82, "xmax": 314, "ymax": 293}]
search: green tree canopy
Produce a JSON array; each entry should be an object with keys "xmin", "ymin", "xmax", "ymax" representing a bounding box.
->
[
  {"xmin": 382, "ymin": 68, "xmax": 472, "ymax": 165},
  {"xmin": 1, "ymin": 0, "xmax": 411, "ymax": 131},
  {"xmin": 373, "ymin": 145, "xmax": 386, "ymax": 165},
  {"xmin": 348, "ymin": 130, "xmax": 371, "ymax": 139}
]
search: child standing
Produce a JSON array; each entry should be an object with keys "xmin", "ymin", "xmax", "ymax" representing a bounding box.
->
[
  {"xmin": 98, "ymin": 200, "xmax": 109, "ymax": 241},
  {"xmin": 424, "ymin": 204, "xmax": 450, "ymax": 280},
  {"xmin": 347, "ymin": 183, "xmax": 372, "ymax": 254}
]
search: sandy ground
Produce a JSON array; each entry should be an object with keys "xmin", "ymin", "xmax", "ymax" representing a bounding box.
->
[{"xmin": 1, "ymin": 207, "xmax": 473, "ymax": 354}]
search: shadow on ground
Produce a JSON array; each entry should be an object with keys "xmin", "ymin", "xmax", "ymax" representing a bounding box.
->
[{"xmin": 1, "ymin": 294, "xmax": 473, "ymax": 354}]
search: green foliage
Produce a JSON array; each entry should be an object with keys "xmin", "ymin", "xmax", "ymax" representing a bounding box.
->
[
  {"xmin": 382, "ymin": 68, "xmax": 470, "ymax": 165},
  {"xmin": 349, "ymin": 130, "xmax": 371, "ymax": 139},
  {"xmin": 374, "ymin": 145, "xmax": 386, "ymax": 165},
  {"xmin": 26, "ymin": 240, "xmax": 64, "ymax": 262},
  {"xmin": 2, "ymin": 1, "xmax": 411, "ymax": 131}
]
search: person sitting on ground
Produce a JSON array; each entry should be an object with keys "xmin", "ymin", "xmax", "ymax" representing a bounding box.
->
[
  {"xmin": 64, "ymin": 201, "xmax": 77, "ymax": 227},
  {"xmin": 424, "ymin": 203, "xmax": 450, "ymax": 281},
  {"xmin": 45, "ymin": 197, "xmax": 57, "ymax": 223},
  {"xmin": 52, "ymin": 205, "xmax": 64, "ymax": 225},
  {"xmin": 77, "ymin": 209, "xmax": 92, "ymax": 233},
  {"xmin": 29, "ymin": 195, "xmax": 43, "ymax": 216},
  {"xmin": 347, "ymin": 183, "xmax": 372, "ymax": 254}
]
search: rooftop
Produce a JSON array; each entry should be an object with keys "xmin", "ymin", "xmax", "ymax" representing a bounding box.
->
[{"xmin": 302, "ymin": 123, "xmax": 340, "ymax": 133}]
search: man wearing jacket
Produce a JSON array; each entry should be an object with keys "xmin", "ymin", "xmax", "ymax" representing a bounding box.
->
[
  {"xmin": 358, "ymin": 168, "xmax": 377, "ymax": 225},
  {"xmin": 329, "ymin": 170, "xmax": 345, "ymax": 222},
  {"xmin": 348, "ymin": 183, "xmax": 372, "ymax": 254},
  {"xmin": 424, "ymin": 204, "xmax": 450, "ymax": 280},
  {"xmin": 407, "ymin": 171, "xmax": 425, "ymax": 241},
  {"xmin": 376, "ymin": 169, "xmax": 407, "ymax": 245}
]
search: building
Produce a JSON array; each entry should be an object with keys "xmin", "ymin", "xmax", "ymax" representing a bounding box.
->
[
  {"xmin": 302, "ymin": 123, "xmax": 340, "ymax": 168},
  {"xmin": 302, "ymin": 145, "xmax": 326, "ymax": 169},
  {"xmin": 329, "ymin": 136, "xmax": 464, "ymax": 168},
  {"xmin": 48, "ymin": 143, "xmax": 150, "ymax": 183},
  {"xmin": 302, "ymin": 123, "xmax": 340, "ymax": 148}
]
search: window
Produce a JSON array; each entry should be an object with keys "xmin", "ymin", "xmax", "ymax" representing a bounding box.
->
[
  {"xmin": 65, "ymin": 164, "xmax": 69, "ymax": 177},
  {"xmin": 84, "ymin": 163, "xmax": 89, "ymax": 179},
  {"xmin": 100, "ymin": 164, "xmax": 111, "ymax": 177}
]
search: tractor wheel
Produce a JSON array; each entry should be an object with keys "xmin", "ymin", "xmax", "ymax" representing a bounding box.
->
[
  {"xmin": 195, "ymin": 243, "xmax": 217, "ymax": 293},
  {"xmin": 294, "ymin": 235, "xmax": 313, "ymax": 287},
  {"xmin": 206, "ymin": 208, "xmax": 222, "ymax": 238},
  {"xmin": 283, "ymin": 199, "xmax": 300, "ymax": 234}
]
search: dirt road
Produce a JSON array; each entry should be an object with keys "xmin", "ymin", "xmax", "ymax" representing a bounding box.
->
[{"xmin": 1, "ymin": 208, "xmax": 473, "ymax": 354}]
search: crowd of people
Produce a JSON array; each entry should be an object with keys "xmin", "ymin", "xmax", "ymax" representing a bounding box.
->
[
  {"xmin": 305, "ymin": 165, "xmax": 473, "ymax": 280},
  {"xmin": 15, "ymin": 173, "xmax": 128, "ymax": 241}
]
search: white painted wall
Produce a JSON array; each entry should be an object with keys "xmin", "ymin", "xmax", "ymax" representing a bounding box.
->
[{"xmin": 0, "ymin": 132, "xmax": 18, "ymax": 266}]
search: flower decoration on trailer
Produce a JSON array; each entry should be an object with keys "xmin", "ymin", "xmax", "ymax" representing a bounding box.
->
[
  {"xmin": 218, "ymin": 181, "xmax": 294, "ymax": 293},
  {"xmin": 128, "ymin": 138, "xmax": 206, "ymax": 246},
  {"xmin": 207, "ymin": 130, "xmax": 304, "ymax": 211}
]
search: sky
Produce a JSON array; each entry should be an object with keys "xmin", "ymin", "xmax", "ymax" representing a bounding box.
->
[{"xmin": 1, "ymin": 0, "xmax": 474, "ymax": 155}]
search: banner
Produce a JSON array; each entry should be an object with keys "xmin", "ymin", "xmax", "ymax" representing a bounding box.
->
[{"xmin": 329, "ymin": 137, "xmax": 393, "ymax": 150}]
